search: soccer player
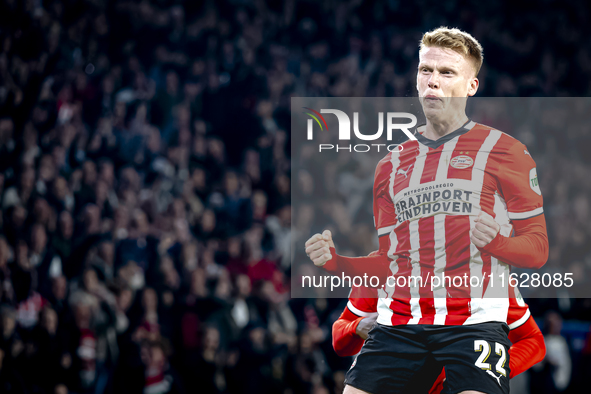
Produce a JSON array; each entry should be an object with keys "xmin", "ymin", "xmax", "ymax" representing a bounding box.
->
[
  {"xmin": 305, "ymin": 27, "xmax": 549, "ymax": 394},
  {"xmin": 332, "ymin": 286, "xmax": 546, "ymax": 393}
]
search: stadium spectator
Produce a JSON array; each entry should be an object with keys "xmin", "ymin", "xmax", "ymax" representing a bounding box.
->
[{"xmin": 530, "ymin": 311, "xmax": 572, "ymax": 393}]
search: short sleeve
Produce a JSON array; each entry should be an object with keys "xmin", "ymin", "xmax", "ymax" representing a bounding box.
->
[
  {"xmin": 497, "ymin": 142, "xmax": 544, "ymax": 221},
  {"xmin": 507, "ymin": 287, "xmax": 531, "ymax": 330},
  {"xmin": 347, "ymin": 286, "xmax": 378, "ymax": 317}
]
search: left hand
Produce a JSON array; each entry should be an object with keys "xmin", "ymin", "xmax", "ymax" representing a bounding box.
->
[{"xmin": 470, "ymin": 211, "xmax": 500, "ymax": 248}]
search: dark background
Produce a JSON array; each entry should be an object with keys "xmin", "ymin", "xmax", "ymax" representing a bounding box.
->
[{"xmin": 0, "ymin": 0, "xmax": 589, "ymax": 393}]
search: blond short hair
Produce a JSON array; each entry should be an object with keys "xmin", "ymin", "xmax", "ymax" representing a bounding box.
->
[{"xmin": 420, "ymin": 27, "xmax": 483, "ymax": 76}]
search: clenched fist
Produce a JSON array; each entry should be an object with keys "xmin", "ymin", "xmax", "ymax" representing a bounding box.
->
[
  {"xmin": 305, "ymin": 230, "xmax": 335, "ymax": 267},
  {"xmin": 470, "ymin": 211, "xmax": 500, "ymax": 248}
]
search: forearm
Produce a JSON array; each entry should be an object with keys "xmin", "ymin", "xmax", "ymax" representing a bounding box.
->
[
  {"xmin": 480, "ymin": 215, "xmax": 548, "ymax": 269},
  {"xmin": 323, "ymin": 248, "xmax": 391, "ymax": 286},
  {"xmin": 508, "ymin": 316, "xmax": 546, "ymax": 378},
  {"xmin": 332, "ymin": 309, "xmax": 366, "ymax": 357},
  {"xmin": 322, "ymin": 235, "xmax": 391, "ymax": 280}
]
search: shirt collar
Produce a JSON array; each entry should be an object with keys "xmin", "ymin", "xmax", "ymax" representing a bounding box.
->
[{"xmin": 414, "ymin": 119, "xmax": 476, "ymax": 149}]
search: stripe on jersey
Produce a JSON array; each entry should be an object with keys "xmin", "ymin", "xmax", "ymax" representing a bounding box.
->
[
  {"xmin": 444, "ymin": 215, "xmax": 472, "ymax": 325},
  {"xmin": 432, "ymin": 212, "xmax": 448, "ymax": 325},
  {"xmin": 386, "ymin": 226, "xmax": 414, "ymax": 325},
  {"xmin": 471, "ymin": 129, "xmax": 502, "ymax": 200},
  {"xmin": 508, "ymin": 207, "xmax": 544, "ymax": 220},
  {"xmin": 408, "ymin": 143, "xmax": 429, "ymax": 189},
  {"xmin": 481, "ymin": 256, "xmax": 511, "ymax": 321},
  {"xmin": 437, "ymin": 136, "xmax": 460, "ymax": 179},
  {"xmin": 392, "ymin": 141, "xmax": 420, "ymax": 196},
  {"xmin": 377, "ymin": 149, "xmax": 402, "ymax": 325},
  {"xmin": 432, "ymin": 136, "xmax": 461, "ymax": 324},
  {"xmin": 387, "ymin": 149, "xmax": 402, "ymax": 261},
  {"xmin": 464, "ymin": 129, "xmax": 510, "ymax": 325},
  {"xmin": 417, "ymin": 216, "xmax": 436, "ymax": 324},
  {"xmin": 407, "ymin": 219, "xmax": 422, "ymax": 324},
  {"xmin": 508, "ymin": 308, "xmax": 531, "ymax": 330},
  {"xmin": 470, "ymin": 129, "xmax": 502, "ymax": 285},
  {"xmin": 466, "ymin": 130, "xmax": 501, "ymax": 320},
  {"xmin": 438, "ymin": 135, "xmax": 471, "ymax": 325},
  {"xmin": 347, "ymin": 301, "xmax": 379, "ymax": 318},
  {"xmin": 420, "ymin": 149, "xmax": 442, "ymax": 184},
  {"xmin": 406, "ymin": 143, "xmax": 429, "ymax": 324},
  {"xmin": 377, "ymin": 224, "xmax": 396, "ymax": 237}
]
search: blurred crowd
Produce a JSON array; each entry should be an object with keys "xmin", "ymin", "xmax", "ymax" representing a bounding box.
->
[{"xmin": 0, "ymin": 0, "xmax": 590, "ymax": 393}]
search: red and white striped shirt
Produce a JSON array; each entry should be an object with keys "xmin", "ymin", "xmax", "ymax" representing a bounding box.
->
[
  {"xmin": 346, "ymin": 285, "xmax": 532, "ymax": 329},
  {"xmin": 370, "ymin": 121, "xmax": 544, "ymax": 326}
]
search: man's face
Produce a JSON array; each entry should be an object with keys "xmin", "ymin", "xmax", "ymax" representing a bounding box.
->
[
  {"xmin": 32, "ymin": 225, "xmax": 47, "ymax": 252},
  {"xmin": 416, "ymin": 46, "xmax": 478, "ymax": 118},
  {"xmin": 52, "ymin": 276, "xmax": 67, "ymax": 300}
]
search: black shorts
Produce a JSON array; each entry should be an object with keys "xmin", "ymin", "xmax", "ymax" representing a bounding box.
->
[{"xmin": 344, "ymin": 322, "xmax": 511, "ymax": 394}]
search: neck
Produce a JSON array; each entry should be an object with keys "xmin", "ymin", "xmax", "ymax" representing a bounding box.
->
[{"xmin": 423, "ymin": 113, "xmax": 469, "ymax": 140}]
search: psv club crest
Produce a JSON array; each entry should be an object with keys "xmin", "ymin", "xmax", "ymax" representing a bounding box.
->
[{"xmin": 450, "ymin": 155, "xmax": 474, "ymax": 169}]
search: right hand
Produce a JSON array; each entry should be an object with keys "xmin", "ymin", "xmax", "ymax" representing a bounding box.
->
[
  {"xmin": 305, "ymin": 230, "xmax": 335, "ymax": 267},
  {"xmin": 355, "ymin": 315, "xmax": 377, "ymax": 340}
]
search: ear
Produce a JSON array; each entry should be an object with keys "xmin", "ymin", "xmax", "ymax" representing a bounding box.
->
[{"xmin": 467, "ymin": 77, "xmax": 479, "ymax": 97}]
